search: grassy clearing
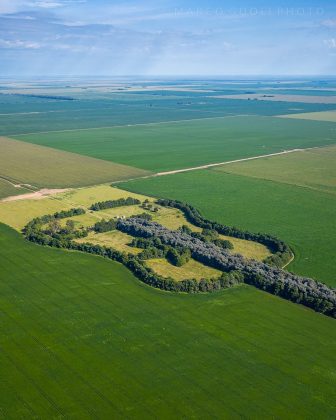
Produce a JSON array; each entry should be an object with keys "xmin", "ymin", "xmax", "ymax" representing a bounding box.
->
[
  {"xmin": 0, "ymin": 136, "xmax": 150, "ymax": 190},
  {"xmin": 0, "ymin": 185, "xmax": 150, "ymax": 231},
  {"xmin": 1, "ymin": 223, "xmax": 335, "ymax": 418},
  {"xmin": 13, "ymin": 116, "xmax": 336, "ymax": 171},
  {"xmin": 76, "ymin": 230, "xmax": 142, "ymax": 254},
  {"xmin": 219, "ymin": 234, "xmax": 271, "ymax": 261},
  {"xmin": 121, "ymin": 171, "xmax": 336, "ymax": 286},
  {"xmin": 0, "ymin": 196, "xmax": 72, "ymax": 230},
  {"xmin": 279, "ymin": 110, "xmax": 336, "ymax": 122},
  {"xmin": 145, "ymin": 258, "xmax": 221, "ymax": 281},
  {"xmin": 215, "ymin": 145, "xmax": 336, "ymax": 195}
]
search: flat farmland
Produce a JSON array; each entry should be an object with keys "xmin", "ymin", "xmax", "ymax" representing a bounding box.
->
[
  {"xmin": 1, "ymin": 223, "xmax": 335, "ymax": 418},
  {"xmin": 0, "ymin": 136, "xmax": 150, "ymax": 192},
  {"xmin": 121, "ymin": 170, "xmax": 336, "ymax": 286},
  {"xmin": 2, "ymin": 92, "xmax": 336, "ymax": 135},
  {"xmin": 216, "ymin": 145, "xmax": 336, "ymax": 195},
  {"xmin": 13, "ymin": 116, "xmax": 336, "ymax": 172}
]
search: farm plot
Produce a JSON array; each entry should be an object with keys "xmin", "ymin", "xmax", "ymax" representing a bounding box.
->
[
  {"xmin": 13, "ymin": 116, "xmax": 336, "ymax": 172},
  {"xmin": 215, "ymin": 145, "xmax": 336, "ymax": 195},
  {"xmin": 279, "ymin": 110, "xmax": 336, "ymax": 123},
  {"xmin": 0, "ymin": 136, "xmax": 150, "ymax": 192},
  {"xmin": 121, "ymin": 170, "xmax": 336, "ymax": 285},
  {"xmin": 1, "ymin": 223, "xmax": 335, "ymax": 418}
]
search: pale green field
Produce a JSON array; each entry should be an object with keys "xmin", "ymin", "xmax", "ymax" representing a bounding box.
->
[
  {"xmin": 0, "ymin": 136, "xmax": 150, "ymax": 191},
  {"xmin": 0, "ymin": 185, "xmax": 150, "ymax": 230},
  {"xmin": 76, "ymin": 230, "xmax": 142, "ymax": 255},
  {"xmin": 146, "ymin": 258, "xmax": 221, "ymax": 281},
  {"xmin": 279, "ymin": 110, "xmax": 336, "ymax": 122},
  {"xmin": 219, "ymin": 234, "xmax": 271, "ymax": 261},
  {"xmin": 215, "ymin": 145, "xmax": 336, "ymax": 195}
]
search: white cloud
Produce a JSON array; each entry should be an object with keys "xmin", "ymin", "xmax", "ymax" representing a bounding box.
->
[
  {"xmin": 321, "ymin": 19, "xmax": 336, "ymax": 28},
  {"xmin": 324, "ymin": 38, "xmax": 336, "ymax": 49},
  {"xmin": 0, "ymin": 38, "xmax": 41, "ymax": 48},
  {"xmin": 0, "ymin": 0, "xmax": 86, "ymax": 14},
  {"xmin": 30, "ymin": 1, "xmax": 63, "ymax": 8}
]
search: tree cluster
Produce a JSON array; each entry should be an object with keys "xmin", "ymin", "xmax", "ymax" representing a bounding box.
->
[
  {"xmin": 23, "ymin": 216, "xmax": 241, "ymax": 294},
  {"xmin": 117, "ymin": 217, "xmax": 336, "ymax": 317},
  {"xmin": 93, "ymin": 219, "xmax": 117, "ymax": 233},
  {"xmin": 157, "ymin": 199, "xmax": 292, "ymax": 267},
  {"xmin": 90, "ymin": 197, "xmax": 141, "ymax": 211},
  {"xmin": 179, "ymin": 225, "xmax": 234, "ymax": 250},
  {"xmin": 130, "ymin": 236, "xmax": 191, "ymax": 266}
]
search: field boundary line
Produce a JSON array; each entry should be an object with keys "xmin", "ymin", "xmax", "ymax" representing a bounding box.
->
[
  {"xmin": 154, "ymin": 147, "xmax": 319, "ymax": 176},
  {"xmin": 11, "ymin": 114, "xmax": 251, "ymax": 136}
]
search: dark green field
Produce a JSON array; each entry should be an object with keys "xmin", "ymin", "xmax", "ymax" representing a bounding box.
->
[
  {"xmin": 14, "ymin": 116, "xmax": 336, "ymax": 172},
  {"xmin": 121, "ymin": 170, "xmax": 336, "ymax": 286},
  {"xmin": 1, "ymin": 223, "xmax": 335, "ymax": 418}
]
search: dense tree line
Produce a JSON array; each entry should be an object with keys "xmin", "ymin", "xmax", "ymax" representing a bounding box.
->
[
  {"xmin": 179, "ymin": 225, "xmax": 234, "ymax": 250},
  {"xmin": 117, "ymin": 217, "xmax": 336, "ymax": 317},
  {"xmin": 90, "ymin": 197, "xmax": 141, "ymax": 211},
  {"xmin": 157, "ymin": 199, "xmax": 292, "ymax": 267},
  {"xmin": 54, "ymin": 208, "xmax": 85, "ymax": 219}
]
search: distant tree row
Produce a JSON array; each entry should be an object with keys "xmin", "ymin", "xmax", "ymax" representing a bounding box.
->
[
  {"xmin": 157, "ymin": 199, "xmax": 292, "ymax": 267},
  {"xmin": 90, "ymin": 197, "xmax": 140, "ymax": 211}
]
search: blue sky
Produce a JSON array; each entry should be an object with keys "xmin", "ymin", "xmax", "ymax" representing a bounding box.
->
[{"xmin": 0, "ymin": 0, "xmax": 335, "ymax": 76}]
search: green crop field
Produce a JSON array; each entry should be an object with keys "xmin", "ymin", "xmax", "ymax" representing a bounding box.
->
[
  {"xmin": 217, "ymin": 145, "xmax": 336, "ymax": 195},
  {"xmin": 13, "ymin": 116, "xmax": 336, "ymax": 172},
  {"xmin": 121, "ymin": 170, "xmax": 336, "ymax": 286},
  {"xmin": 1, "ymin": 223, "xmax": 335, "ymax": 418},
  {"xmin": 0, "ymin": 136, "xmax": 150, "ymax": 191}
]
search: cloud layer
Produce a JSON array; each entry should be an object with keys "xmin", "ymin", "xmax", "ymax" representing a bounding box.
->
[{"xmin": 1, "ymin": 0, "xmax": 336, "ymax": 76}]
